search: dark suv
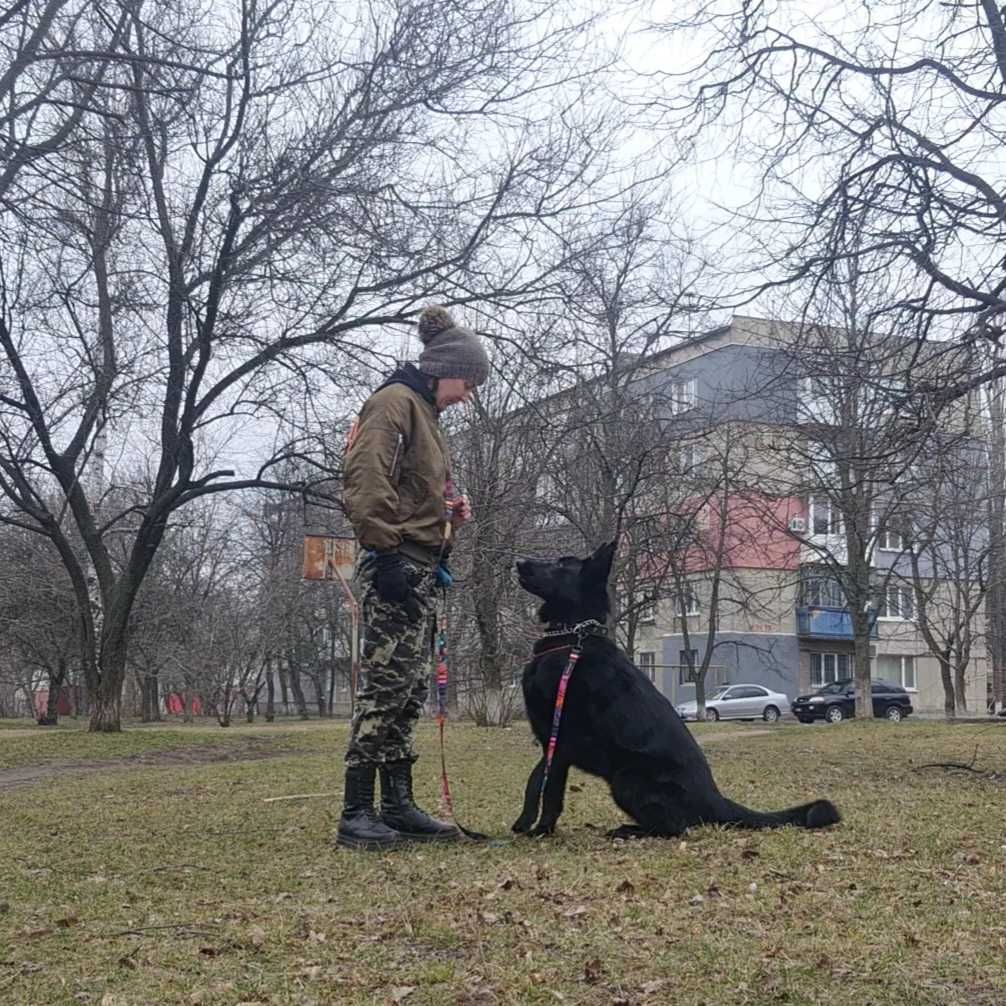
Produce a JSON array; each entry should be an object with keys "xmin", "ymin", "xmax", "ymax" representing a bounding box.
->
[{"xmin": 792, "ymin": 679, "xmax": 913, "ymax": 724}]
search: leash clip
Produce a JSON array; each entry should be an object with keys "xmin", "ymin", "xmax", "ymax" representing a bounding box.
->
[{"xmin": 571, "ymin": 618, "xmax": 603, "ymax": 647}]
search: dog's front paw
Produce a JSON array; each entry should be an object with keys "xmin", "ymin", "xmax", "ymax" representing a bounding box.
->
[
  {"xmin": 527, "ymin": 821, "xmax": 556, "ymax": 838},
  {"xmin": 511, "ymin": 815, "xmax": 535, "ymax": 834}
]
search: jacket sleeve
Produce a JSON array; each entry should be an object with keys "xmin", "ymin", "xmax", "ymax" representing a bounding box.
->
[{"xmin": 343, "ymin": 392, "xmax": 411, "ymax": 551}]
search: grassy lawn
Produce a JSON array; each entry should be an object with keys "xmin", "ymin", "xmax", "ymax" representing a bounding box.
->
[{"xmin": 1, "ymin": 719, "xmax": 1005, "ymax": 1005}]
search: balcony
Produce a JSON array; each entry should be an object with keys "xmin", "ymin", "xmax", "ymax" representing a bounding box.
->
[{"xmin": 796, "ymin": 606, "xmax": 878, "ymax": 640}]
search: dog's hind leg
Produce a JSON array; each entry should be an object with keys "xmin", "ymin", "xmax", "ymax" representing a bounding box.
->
[
  {"xmin": 511, "ymin": 756, "xmax": 546, "ymax": 834},
  {"xmin": 528, "ymin": 756, "xmax": 571, "ymax": 837}
]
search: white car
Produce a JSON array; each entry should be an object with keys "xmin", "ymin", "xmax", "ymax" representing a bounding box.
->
[{"xmin": 675, "ymin": 684, "xmax": 791, "ymax": 723}]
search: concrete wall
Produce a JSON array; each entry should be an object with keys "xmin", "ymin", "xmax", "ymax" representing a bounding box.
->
[{"xmin": 658, "ymin": 631, "xmax": 800, "ymax": 704}]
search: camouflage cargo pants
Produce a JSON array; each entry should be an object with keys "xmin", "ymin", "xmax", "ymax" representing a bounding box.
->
[{"xmin": 344, "ymin": 554, "xmax": 435, "ymax": 768}]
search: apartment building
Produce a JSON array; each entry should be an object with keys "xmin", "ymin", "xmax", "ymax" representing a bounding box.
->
[{"xmin": 627, "ymin": 315, "xmax": 988, "ymax": 715}]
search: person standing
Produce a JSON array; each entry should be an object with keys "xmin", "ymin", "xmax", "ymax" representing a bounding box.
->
[{"xmin": 337, "ymin": 306, "xmax": 489, "ymax": 850}]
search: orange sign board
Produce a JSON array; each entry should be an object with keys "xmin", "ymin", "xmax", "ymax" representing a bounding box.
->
[{"xmin": 303, "ymin": 535, "xmax": 357, "ymax": 581}]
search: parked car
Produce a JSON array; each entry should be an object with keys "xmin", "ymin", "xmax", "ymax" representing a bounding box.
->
[
  {"xmin": 791, "ymin": 679, "xmax": 913, "ymax": 723},
  {"xmin": 676, "ymin": 684, "xmax": 791, "ymax": 723}
]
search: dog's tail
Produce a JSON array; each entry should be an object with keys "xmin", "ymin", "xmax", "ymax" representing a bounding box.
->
[{"xmin": 717, "ymin": 797, "xmax": 840, "ymax": 831}]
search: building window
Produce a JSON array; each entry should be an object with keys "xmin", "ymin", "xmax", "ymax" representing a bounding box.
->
[
  {"xmin": 811, "ymin": 651, "xmax": 851, "ymax": 688},
  {"xmin": 800, "ymin": 567, "xmax": 846, "ymax": 608},
  {"xmin": 878, "ymin": 585, "xmax": 914, "ymax": 621},
  {"xmin": 872, "ymin": 510, "xmax": 908, "ymax": 551},
  {"xmin": 809, "ymin": 497, "xmax": 843, "ymax": 536},
  {"xmin": 670, "ymin": 378, "xmax": 697, "ymax": 415},
  {"xmin": 638, "ymin": 651, "xmax": 656, "ymax": 682},
  {"xmin": 876, "ymin": 527, "xmax": 904, "ymax": 551},
  {"xmin": 637, "ymin": 597, "xmax": 657, "ymax": 624},
  {"xmin": 877, "ymin": 654, "xmax": 917, "ymax": 690},
  {"xmin": 671, "ymin": 585, "xmax": 700, "ymax": 617},
  {"xmin": 678, "ymin": 648, "xmax": 698, "ymax": 684},
  {"xmin": 671, "ymin": 441, "xmax": 705, "ymax": 473}
]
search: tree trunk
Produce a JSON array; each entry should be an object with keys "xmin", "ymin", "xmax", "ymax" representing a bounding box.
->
[
  {"xmin": 74, "ymin": 676, "xmax": 87, "ymax": 717},
  {"xmin": 472, "ymin": 583, "xmax": 509, "ymax": 726},
  {"xmin": 986, "ymin": 380, "xmax": 1006, "ymax": 712},
  {"xmin": 279, "ymin": 663, "xmax": 290, "ymax": 712},
  {"xmin": 139, "ymin": 669, "xmax": 161, "ymax": 722},
  {"xmin": 851, "ymin": 616, "xmax": 874, "ymax": 720},
  {"xmin": 217, "ymin": 683, "xmax": 233, "ymax": 727},
  {"xmin": 89, "ymin": 689, "xmax": 123, "ymax": 732},
  {"xmin": 287, "ymin": 659, "xmax": 309, "ymax": 719},
  {"xmin": 86, "ymin": 637, "xmax": 128, "ymax": 732},
  {"xmin": 310, "ymin": 672, "xmax": 327, "ymax": 717},
  {"xmin": 694, "ymin": 668, "xmax": 706, "ymax": 720},
  {"xmin": 938, "ymin": 652, "xmax": 956, "ymax": 720},
  {"xmin": 138, "ymin": 672, "xmax": 151, "ymax": 721},
  {"xmin": 39, "ymin": 658, "xmax": 67, "ymax": 726},
  {"xmin": 265, "ymin": 659, "xmax": 275, "ymax": 722},
  {"xmin": 473, "ymin": 648, "xmax": 510, "ymax": 727},
  {"xmin": 954, "ymin": 662, "xmax": 968, "ymax": 713}
]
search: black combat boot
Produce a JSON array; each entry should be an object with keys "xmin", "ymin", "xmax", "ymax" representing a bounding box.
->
[
  {"xmin": 336, "ymin": 764, "xmax": 407, "ymax": 850},
  {"xmin": 379, "ymin": 760, "xmax": 461, "ymax": 841}
]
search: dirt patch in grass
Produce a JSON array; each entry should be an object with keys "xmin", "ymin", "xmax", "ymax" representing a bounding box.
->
[
  {"xmin": 0, "ymin": 736, "xmax": 288, "ymax": 791},
  {"xmin": 0, "ymin": 722, "xmax": 325, "ymax": 773}
]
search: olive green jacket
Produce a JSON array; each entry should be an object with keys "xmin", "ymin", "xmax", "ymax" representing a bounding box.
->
[{"xmin": 343, "ymin": 374, "xmax": 450, "ymax": 554}]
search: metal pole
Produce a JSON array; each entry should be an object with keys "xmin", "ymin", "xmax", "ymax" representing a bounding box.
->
[{"xmin": 330, "ymin": 556, "xmax": 359, "ymax": 719}]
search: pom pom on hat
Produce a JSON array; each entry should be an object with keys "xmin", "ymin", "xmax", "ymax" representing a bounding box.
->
[{"xmin": 417, "ymin": 306, "xmax": 457, "ymax": 345}]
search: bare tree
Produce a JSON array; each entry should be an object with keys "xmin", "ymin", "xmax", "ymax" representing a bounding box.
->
[
  {"xmin": 444, "ymin": 202, "xmax": 708, "ymax": 722},
  {"xmin": 660, "ymin": 0, "xmax": 1006, "ymax": 395},
  {"xmin": 447, "ymin": 340, "xmax": 564, "ymax": 725},
  {"xmin": 657, "ymin": 429, "xmax": 790, "ymax": 719},
  {"xmin": 983, "ymin": 362, "xmax": 1006, "ymax": 713},
  {"xmin": 765, "ymin": 325, "xmax": 923, "ymax": 717},
  {"xmin": 198, "ymin": 588, "xmax": 263, "ymax": 728},
  {"xmin": 0, "ymin": 525, "xmax": 79, "ymax": 724},
  {"xmin": 907, "ymin": 428, "xmax": 990, "ymax": 718},
  {"xmin": 0, "ymin": 0, "xmax": 639, "ymax": 730}
]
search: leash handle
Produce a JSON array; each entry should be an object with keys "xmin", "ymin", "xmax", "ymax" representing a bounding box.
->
[{"xmin": 540, "ymin": 647, "xmax": 580, "ymax": 798}]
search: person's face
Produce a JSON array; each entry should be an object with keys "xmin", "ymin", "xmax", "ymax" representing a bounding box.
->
[{"xmin": 435, "ymin": 376, "xmax": 475, "ymax": 410}]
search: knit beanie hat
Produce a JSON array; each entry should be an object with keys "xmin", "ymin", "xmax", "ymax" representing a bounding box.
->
[{"xmin": 416, "ymin": 306, "xmax": 490, "ymax": 386}]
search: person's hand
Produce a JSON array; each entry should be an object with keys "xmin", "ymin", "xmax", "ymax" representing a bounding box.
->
[
  {"xmin": 451, "ymin": 493, "xmax": 473, "ymax": 526},
  {"xmin": 371, "ymin": 552, "xmax": 421, "ymax": 620},
  {"xmin": 435, "ymin": 560, "xmax": 453, "ymax": 589}
]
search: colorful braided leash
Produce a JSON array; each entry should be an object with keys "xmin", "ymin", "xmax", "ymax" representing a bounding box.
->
[
  {"xmin": 434, "ymin": 614, "xmax": 455, "ymax": 819},
  {"xmin": 540, "ymin": 647, "xmax": 580, "ymax": 798},
  {"xmin": 431, "ymin": 599, "xmax": 489, "ymax": 841},
  {"xmin": 534, "ymin": 620, "xmax": 604, "ymax": 799}
]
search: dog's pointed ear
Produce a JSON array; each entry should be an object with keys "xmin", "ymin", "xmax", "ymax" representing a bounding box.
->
[{"xmin": 585, "ymin": 539, "xmax": 617, "ymax": 582}]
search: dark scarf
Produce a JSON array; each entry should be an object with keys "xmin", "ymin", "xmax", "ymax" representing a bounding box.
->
[{"xmin": 376, "ymin": 363, "xmax": 437, "ymax": 409}]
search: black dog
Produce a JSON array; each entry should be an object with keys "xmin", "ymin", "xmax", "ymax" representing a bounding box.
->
[{"xmin": 513, "ymin": 541, "xmax": 840, "ymax": 838}]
